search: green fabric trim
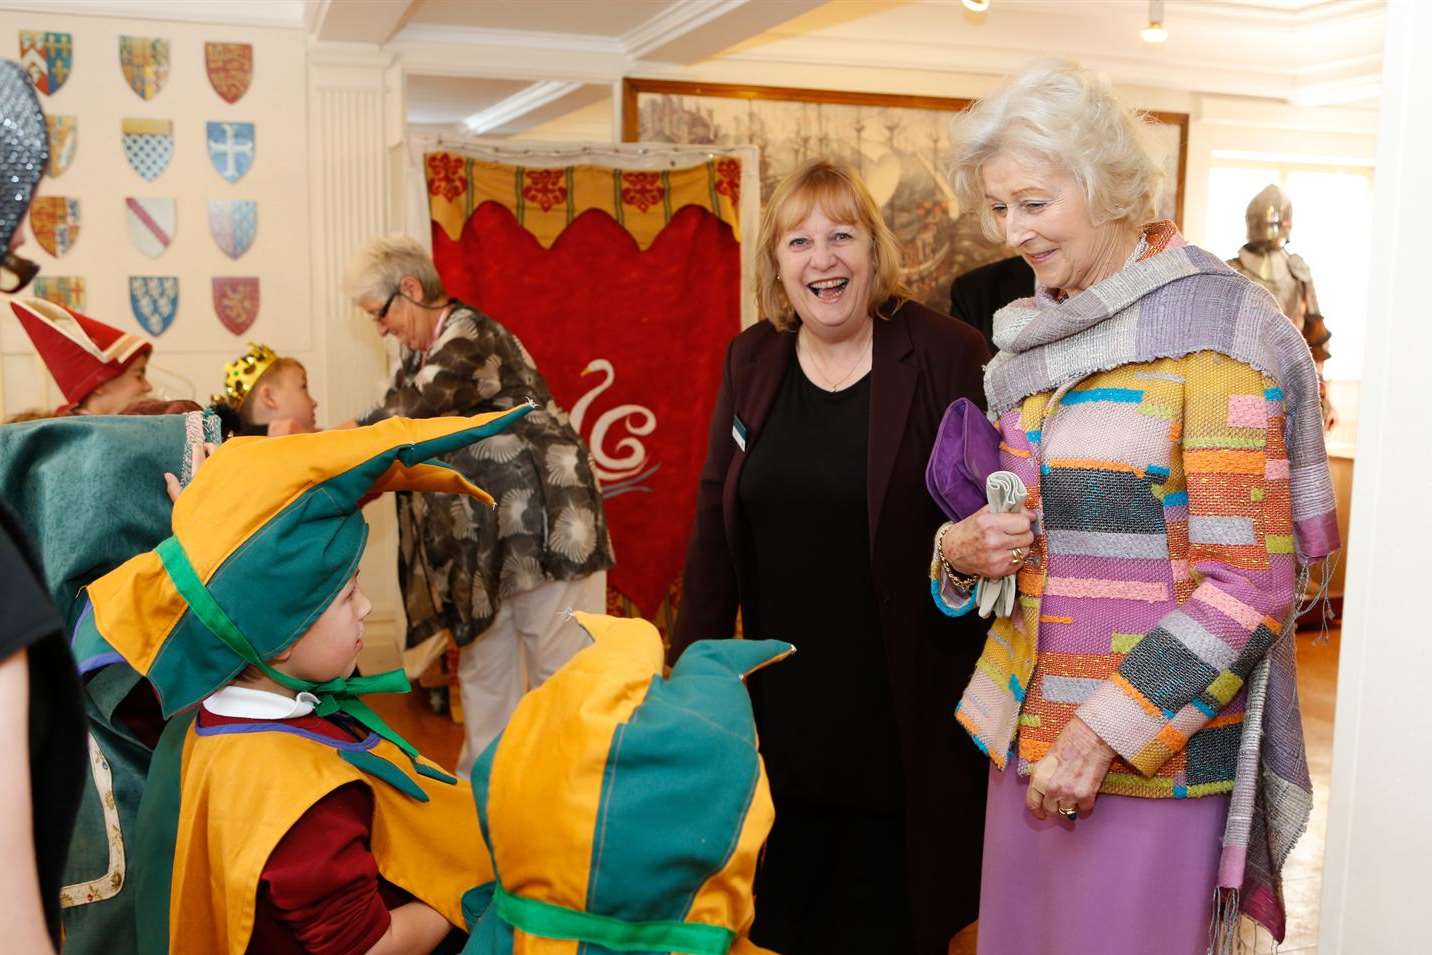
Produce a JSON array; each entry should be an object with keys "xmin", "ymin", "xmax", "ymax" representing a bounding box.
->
[
  {"xmin": 340, "ymin": 750, "xmax": 430, "ymax": 802},
  {"xmin": 493, "ymin": 884, "xmax": 734, "ymax": 955},
  {"xmin": 133, "ymin": 711, "xmax": 194, "ymax": 955},
  {"xmin": 155, "ymin": 536, "xmax": 439, "ymax": 790}
]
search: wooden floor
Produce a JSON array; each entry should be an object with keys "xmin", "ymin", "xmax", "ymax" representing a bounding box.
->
[{"xmin": 371, "ymin": 629, "xmax": 1342, "ymax": 955}]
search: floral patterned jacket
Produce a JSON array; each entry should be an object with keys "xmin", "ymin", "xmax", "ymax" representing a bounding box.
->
[{"xmin": 359, "ymin": 302, "xmax": 614, "ymax": 646}]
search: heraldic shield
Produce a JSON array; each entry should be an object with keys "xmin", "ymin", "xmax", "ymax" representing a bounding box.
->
[
  {"xmin": 129, "ymin": 276, "xmax": 178, "ymax": 336},
  {"xmin": 119, "ymin": 35, "xmax": 169, "ymax": 101},
  {"xmin": 204, "ymin": 42, "xmax": 252, "ymax": 104},
  {"xmin": 206, "ymin": 121, "xmax": 255, "ymax": 183},
  {"xmin": 212, "ymin": 277, "xmax": 259, "ymax": 336},
  {"xmin": 29, "ymin": 196, "xmax": 80, "ymax": 257},
  {"xmin": 33, "ymin": 276, "xmax": 86, "ymax": 311},
  {"xmin": 208, "ymin": 199, "xmax": 256, "ymax": 259},
  {"xmin": 121, "ymin": 118, "xmax": 173, "ymax": 181},
  {"xmin": 19, "ymin": 31, "xmax": 72, "ymax": 95},
  {"xmin": 126, "ymin": 197, "xmax": 175, "ymax": 259},
  {"xmin": 45, "ymin": 115, "xmax": 77, "ymax": 177}
]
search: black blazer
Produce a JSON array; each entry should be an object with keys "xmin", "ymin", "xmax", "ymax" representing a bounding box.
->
[
  {"xmin": 673, "ymin": 299, "xmax": 992, "ymax": 954},
  {"xmin": 949, "ymin": 254, "xmax": 1035, "ymax": 353}
]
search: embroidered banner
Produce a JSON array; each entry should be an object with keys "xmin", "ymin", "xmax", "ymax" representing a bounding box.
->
[
  {"xmin": 425, "ymin": 152, "xmax": 742, "ymax": 250},
  {"xmin": 426, "ymin": 152, "xmax": 742, "ymax": 616}
]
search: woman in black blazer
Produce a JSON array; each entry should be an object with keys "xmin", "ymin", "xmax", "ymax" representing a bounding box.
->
[{"xmin": 671, "ymin": 160, "xmax": 991, "ymax": 955}]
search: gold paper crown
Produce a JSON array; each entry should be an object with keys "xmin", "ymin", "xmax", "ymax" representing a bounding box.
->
[{"xmin": 211, "ymin": 342, "xmax": 279, "ymax": 411}]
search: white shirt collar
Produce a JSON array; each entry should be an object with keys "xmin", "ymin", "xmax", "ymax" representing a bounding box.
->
[{"xmin": 202, "ymin": 685, "xmax": 321, "ymax": 719}]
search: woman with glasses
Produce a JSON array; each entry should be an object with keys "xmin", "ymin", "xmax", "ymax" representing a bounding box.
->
[{"xmin": 343, "ymin": 235, "xmax": 613, "ymax": 774}]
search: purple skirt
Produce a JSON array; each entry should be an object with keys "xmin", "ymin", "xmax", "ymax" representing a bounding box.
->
[{"xmin": 977, "ymin": 762, "xmax": 1230, "ymax": 955}]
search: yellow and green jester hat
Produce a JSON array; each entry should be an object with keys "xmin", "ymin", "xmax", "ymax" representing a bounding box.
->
[
  {"xmin": 462, "ymin": 612, "xmax": 794, "ymax": 955},
  {"xmin": 70, "ymin": 406, "xmax": 532, "ymax": 783}
]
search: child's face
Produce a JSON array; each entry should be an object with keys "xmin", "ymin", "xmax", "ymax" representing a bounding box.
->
[
  {"xmin": 265, "ymin": 363, "xmax": 318, "ymax": 432},
  {"xmin": 82, "ymin": 353, "xmax": 153, "ymax": 414},
  {"xmin": 278, "ymin": 575, "xmax": 371, "ymax": 684}
]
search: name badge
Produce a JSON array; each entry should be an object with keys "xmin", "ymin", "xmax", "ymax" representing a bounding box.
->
[{"xmin": 732, "ymin": 415, "xmax": 748, "ymax": 452}]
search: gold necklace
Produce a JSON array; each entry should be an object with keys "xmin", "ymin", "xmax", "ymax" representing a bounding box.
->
[{"xmin": 799, "ymin": 322, "xmax": 872, "ymax": 392}]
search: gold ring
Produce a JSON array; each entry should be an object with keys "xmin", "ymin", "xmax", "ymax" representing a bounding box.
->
[
  {"xmin": 1010, "ymin": 547, "xmax": 1024, "ymax": 566},
  {"xmin": 1057, "ymin": 807, "xmax": 1077, "ymax": 819}
]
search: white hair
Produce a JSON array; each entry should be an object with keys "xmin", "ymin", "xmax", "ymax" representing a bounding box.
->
[
  {"xmin": 342, "ymin": 234, "xmax": 446, "ymax": 304},
  {"xmin": 949, "ymin": 59, "xmax": 1164, "ymax": 241}
]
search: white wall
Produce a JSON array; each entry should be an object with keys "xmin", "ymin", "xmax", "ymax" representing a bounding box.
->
[
  {"xmin": 0, "ymin": 9, "xmax": 313, "ymax": 417},
  {"xmin": 1319, "ymin": 0, "xmax": 1432, "ymax": 950}
]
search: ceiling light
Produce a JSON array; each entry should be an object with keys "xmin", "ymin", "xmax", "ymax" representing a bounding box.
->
[
  {"xmin": 962, "ymin": 0, "xmax": 990, "ymax": 12},
  {"xmin": 1141, "ymin": 0, "xmax": 1167, "ymax": 43}
]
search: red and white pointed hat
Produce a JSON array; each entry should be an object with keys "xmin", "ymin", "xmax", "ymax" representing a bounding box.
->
[{"xmin": 10, "ymin": 298, "xmax": 152, "ymax": 412}]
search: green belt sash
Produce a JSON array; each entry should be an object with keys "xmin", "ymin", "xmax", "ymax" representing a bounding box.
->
[{"xmin": 494, "ymin": 883, "xmax": 735, "ymax": 955}]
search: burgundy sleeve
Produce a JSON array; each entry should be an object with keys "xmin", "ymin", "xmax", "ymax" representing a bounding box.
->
[
  {"xmin": 669, "ymin": 339, "xmax": 741, "ymax": 664},
  {"xmin": 255, "ymin": 783, "xmax": 392, "ymax": 955}
]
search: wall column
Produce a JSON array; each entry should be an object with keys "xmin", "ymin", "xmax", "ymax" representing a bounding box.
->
[
  {"xmin": 307, "ymin": 43, "xmax": 407, "ymax": 664},
  {"xmin": 1318, "ymin": 0, "xmax": 1432, "ymax": 949}
]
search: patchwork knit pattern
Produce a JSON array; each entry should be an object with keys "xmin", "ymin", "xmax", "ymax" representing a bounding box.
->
[{"xmin": 954, "ymin": 351, "xmax": 1295, "ymax": 798}]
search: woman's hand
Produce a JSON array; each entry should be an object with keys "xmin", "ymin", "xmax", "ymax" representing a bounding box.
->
[
  {"xmin": 939, "ymin": 505, "xmax": 1036, "ymax": 579},
  {"xmin": 163, "ymin": 442, "xmax": 217, "ymax": 503},
  {"xmin": 1026, "ymin": 716, "xmax": 1118, "ymax": 820}
]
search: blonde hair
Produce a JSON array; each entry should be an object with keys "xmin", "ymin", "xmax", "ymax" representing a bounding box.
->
[
  {"xmin": 756, "ymin": 159, "xmax": 909, "ymax": 331},
  {"xmin": 343, "ymin": 234, "xmax": 446, "ymax": 305},
  {"xmin": 949, "ymin": 59, "xmax": 1163, "ymax": 242},
  {"xmin": 239, "ymin": 356, "xmax": 304, "ymax": 426}
]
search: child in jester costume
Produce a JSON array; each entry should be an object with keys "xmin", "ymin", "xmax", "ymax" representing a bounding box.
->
[
  {"xmin": 462, "ymin": 612, "xmax": 793, "ymax": 955},
  {"xmin": 70, "ymin": 409, "xmax": 531, "ymax": 955}
]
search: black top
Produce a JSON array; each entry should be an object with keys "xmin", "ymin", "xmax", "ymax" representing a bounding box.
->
[
  {"xmin": 737, "ymin": 352, "xmax": 904, "ymax": 812},
  {"xmin": 0, "ymin": 503, "xmax": 88, "ymax": 947},
  {"xmin": 949, "ymin": 254, "xmax": 1036, "ymax": 353}
]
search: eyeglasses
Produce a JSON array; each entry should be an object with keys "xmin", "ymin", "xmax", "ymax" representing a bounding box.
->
[
  {"xmin": 0, "ymin": 251, "xmax": 40, "ymax": 294},
  {"xmin": 369, "ymin": 289, "xmax": 400, "ymax": 322}
]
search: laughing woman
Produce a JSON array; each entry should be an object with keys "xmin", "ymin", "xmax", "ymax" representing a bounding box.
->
[
  {"xmin": 933, "ymin": 61, "xmax": 1339, "ymax": 954},
  {"xmin": 671, "ymin": 160, "xmax": 992, "ymax": 955}
]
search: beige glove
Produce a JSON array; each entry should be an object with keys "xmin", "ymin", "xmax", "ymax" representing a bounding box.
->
[{"xmin": 976, "ymin": 470, "xmax": 1028, "ymax": 619}]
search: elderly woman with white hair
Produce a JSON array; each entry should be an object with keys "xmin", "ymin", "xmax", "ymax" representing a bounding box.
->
[
  {"xmin": 344, "ymin": 236, "xmax": 614, "ymax": 773},
  {"xmin": 930, "ymin": 62, "xmax": 1339, "ymax": 953}
]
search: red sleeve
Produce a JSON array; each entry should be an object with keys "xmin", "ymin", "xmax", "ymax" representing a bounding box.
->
[{"xmin": 253, "ymin": 783, "xmax": 392, "ymax": 955}]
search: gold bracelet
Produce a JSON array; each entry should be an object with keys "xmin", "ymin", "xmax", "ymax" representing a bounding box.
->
[{"xmin": 935, "ymin": 522, "xmax": 979, "ymax": 591}]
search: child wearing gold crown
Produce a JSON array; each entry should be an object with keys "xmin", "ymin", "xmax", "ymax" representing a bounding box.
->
[
  {"xmin": 210, "ymin": 342, "xmax": 319, "ymax": 437},
  {"xmin": 69, "ymin": 411, "xmax": 533, "ymax": 954}
]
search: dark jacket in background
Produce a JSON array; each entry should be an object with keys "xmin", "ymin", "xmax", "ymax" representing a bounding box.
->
[
  {"xmin": 949, "ymin": 255, "xmax": 1035, "ymax": 353},
  {"xmin": 672, "ymin": 299, "xmax": 992, "ymax": 954}
]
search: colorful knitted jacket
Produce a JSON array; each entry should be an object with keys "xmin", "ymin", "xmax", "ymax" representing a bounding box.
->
[{"xmin": 948, "ymin": 350, "xmax": 1296, "ymax": 798}]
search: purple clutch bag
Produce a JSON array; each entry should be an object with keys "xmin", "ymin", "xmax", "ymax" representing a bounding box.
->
[{"xmin": 925, "ymin": 397, "xmax": 1002, "ymax": 522}]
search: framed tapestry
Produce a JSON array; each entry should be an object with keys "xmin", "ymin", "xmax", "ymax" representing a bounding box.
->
[{"xmin": 624, "ymin": 78, "xmax": 1188, "ymax": 312}]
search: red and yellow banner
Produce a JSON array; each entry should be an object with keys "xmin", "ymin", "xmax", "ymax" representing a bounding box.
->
[
  {"xmin": 425, "ymin": 152, "xmax": 742, "ymax": 250},
  {"xmin": 424, "ymin": 151, "xmax": 743, "ymax": 622}
]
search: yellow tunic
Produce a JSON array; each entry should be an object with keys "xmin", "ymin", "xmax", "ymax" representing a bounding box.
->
[{"xmin": 165, "ymin": 719, "xmax": 492, "ymax": 955}]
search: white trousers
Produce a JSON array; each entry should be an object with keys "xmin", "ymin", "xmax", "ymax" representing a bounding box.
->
[{"xmin": 454, "ymin": 570, "xmax": 606, "ymax": 776}]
